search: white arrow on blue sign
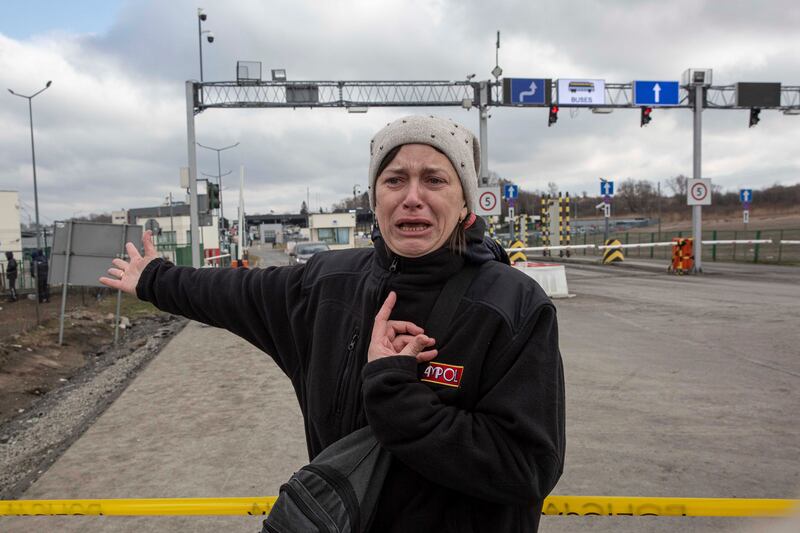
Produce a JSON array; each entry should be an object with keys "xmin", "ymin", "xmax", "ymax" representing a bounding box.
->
[
  {"xmin": 509, "ymin": 79, "xmax": 548, "ymax": 105},
  {"xmin": 633, "ymin": 81, "xmax": 680, "ymax": 106},
  {"xmin": 740, "ymin": 189, "xmax": 753, "ymax": 203},
  {"xmin": 600, "ymin": 180, "xmax": 614, "ymax": 196},
  {"xmin": 504, "ymin": 184, "xmax": 519, "ymax": 199}
]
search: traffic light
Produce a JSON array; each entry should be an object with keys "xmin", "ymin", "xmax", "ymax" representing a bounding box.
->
[
  {"xmin": 749, "ymin": 108, "xmax": 761, "ymax": 128},
  {"xmin": 207, "ymin": 183, "xmax": 220, "ymax": 210},
  {"xmin": 640, "ymin": 107, "xmax": 652, "ymax": 127},
  {"xmin": 548, "ymin": 105, "xmax": 558, "ymax": 127}
]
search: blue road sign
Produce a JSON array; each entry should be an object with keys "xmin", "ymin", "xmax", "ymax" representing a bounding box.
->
[
  {"xmin": 740, "ymin": 189, "xmax": 753, "ymax": 203},
  {"xmin": 508, "ymin": 79, "xmax": 547, "ymax": 105},
  {"xmin": 633, "ymin": 81, "xmax": 680, "ymax": 106},
  {"xmin": 504, "ymin": 184, "xmax": 519, "ymax": 199},
  {"xmin": 600, "ymin": 180, "xmax": 614, "ymax": 196}
]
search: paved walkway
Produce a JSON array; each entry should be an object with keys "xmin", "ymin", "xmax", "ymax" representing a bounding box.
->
[{"xmin": 0, "ymin": 321, "xmax": 305, "ymax": 532}]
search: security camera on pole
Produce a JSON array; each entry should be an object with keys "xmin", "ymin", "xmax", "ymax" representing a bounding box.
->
[{"xmin": 197, "ymin": 8, "xmax": 214, "ymax": 82}]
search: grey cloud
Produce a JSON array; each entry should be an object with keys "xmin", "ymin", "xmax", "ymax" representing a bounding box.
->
[{"xmin": 1, "ymin": 0, "xmax": 798, "ymax": 222}]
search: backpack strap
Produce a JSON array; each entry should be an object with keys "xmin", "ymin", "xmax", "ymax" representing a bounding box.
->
[{"xmin": 424, "ymin": 262, "xmax": 480, "ymax": 342}]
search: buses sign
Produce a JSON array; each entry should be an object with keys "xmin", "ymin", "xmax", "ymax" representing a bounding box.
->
[{"xmin": 557, "ymin": 79, "xmax": 606, "ymax": 106}]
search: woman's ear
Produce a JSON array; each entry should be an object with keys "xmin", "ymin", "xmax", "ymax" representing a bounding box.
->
[{"xmin": 459, "ymin": 205, "xmax": 468, "ymax": 224}]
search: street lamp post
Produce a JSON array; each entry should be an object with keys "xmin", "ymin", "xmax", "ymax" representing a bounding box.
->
[
  {"xmin": 197, "ymin": 141, "xmax": 239, "ymax": 250},
  {"xmin": 8, "ymin": 81, "xmax": 52, "ymax": 250}
]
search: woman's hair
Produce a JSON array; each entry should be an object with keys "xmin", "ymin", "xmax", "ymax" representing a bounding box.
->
[
  {"xmin": 447, "ymin": 221, "xmax": 467, "ymax": 255},
  {"xmin": 376, "ymin": 145, "xmax": 468, "ymax": 255},
  {"xmin": 375, "ymin": 145, "xmax": 403, "ymax": 177}
]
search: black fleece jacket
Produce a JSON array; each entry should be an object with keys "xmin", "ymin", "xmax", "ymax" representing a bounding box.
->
[{"xmin": 136, "ymin": 218, "xmax": 565, "ymax": 532}]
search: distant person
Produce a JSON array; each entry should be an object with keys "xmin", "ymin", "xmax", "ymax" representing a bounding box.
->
[
  {"xmin": 31, "ymin": 250, "xmax": 50, "ymax": 303},
  {"xmin": 101, "ymin": 115, "xmax": 565, "ymax": 532},
  {"xmin": 4, "ymin": 251, "xmax": 18, "ymax": 302}
]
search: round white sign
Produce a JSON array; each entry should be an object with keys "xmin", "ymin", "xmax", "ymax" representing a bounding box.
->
[
  {"xmin": 479, "ymin": 190, "xmax": 498, "ymax": 211},
  {"xmin": 690, "ymin": 181, "xmax": 709, "ymax": 202}
]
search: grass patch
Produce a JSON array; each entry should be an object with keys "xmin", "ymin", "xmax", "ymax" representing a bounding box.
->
[{"xmin": 93, "ymin": 293, "xmax": 161, "ymax": 319}]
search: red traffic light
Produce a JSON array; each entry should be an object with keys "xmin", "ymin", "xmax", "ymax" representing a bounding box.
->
[
  {"xmin": 548, "ymin": 105, "xmax": 559, "ymax": 127},
  {"xmin": 640, "ymin": 106, "xmax": 653, "ymax": 127}
]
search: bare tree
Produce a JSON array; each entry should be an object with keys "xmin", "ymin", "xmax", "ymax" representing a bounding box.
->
[{"xmin": 665, "ymin": 175, "xmax": 689, "ymax": 197}]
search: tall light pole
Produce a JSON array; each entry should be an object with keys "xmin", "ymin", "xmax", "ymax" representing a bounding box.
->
[
  {"xmin": 197, "ymin": 141, "xmax": 238, "ymax": 249},
  {"xmin": 8, "ymin": 80, "xmax": 52, "ymax": 250},
  {"xmin": 197, "ymin": 8, "xmax": 214, "ymax": 82}
]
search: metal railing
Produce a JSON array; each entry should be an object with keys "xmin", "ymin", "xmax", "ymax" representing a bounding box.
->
[{"xmin": 556, "ymin": 228, "xmax": 800, "ymax": 264}]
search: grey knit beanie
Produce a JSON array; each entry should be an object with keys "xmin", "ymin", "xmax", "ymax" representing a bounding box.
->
[{"xmin": 368, "ymin": 115, "xmax": 480, "ymax": 212}]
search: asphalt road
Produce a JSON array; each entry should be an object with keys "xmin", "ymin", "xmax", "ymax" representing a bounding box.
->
[
  {"xmin": 1, "ymin": 251, "xmax": 797, "ymax": 532},
  {"xmin": 543, "ymin": 262, "xmax": 800, "ymax": 532}
]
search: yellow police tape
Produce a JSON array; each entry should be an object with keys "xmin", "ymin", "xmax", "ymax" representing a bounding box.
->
[{"xmin": 1, "ymin": 495, "xmax": 798, "ymax": 517}]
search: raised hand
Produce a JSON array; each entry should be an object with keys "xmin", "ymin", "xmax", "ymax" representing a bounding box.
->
[
  {"xmin": 99, "ymin": 230, "xmax": 159, "ymax": 296},
  {"xmin": 368, "ymin": 291, "xmax": 437, "ymax": 364}
]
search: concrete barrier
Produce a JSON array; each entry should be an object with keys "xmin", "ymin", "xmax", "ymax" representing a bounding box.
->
[{"xmin": 513, "ymin": 262, "xmax": 571, "ymax": 298}]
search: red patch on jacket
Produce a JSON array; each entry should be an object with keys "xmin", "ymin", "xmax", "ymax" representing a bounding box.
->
[{"xmin": 421, "ymin": 362, "xmax": 463, "ymax": 389}]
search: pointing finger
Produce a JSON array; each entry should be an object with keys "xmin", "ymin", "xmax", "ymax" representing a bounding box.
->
[
  {"xmin": 142, "ymin": 230, "xmax": 157, "ymax": 258},
  {"xmin": 373, "ymin": 291, "xmax": 397, "ymax": 330}
]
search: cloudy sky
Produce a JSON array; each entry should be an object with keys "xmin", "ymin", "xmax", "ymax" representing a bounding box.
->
[{"xmin": 1, "ymin": 0, "xmax": 799, "ymax": 224}]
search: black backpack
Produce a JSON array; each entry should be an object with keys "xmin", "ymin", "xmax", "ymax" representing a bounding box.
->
[
  {"xmin": 261, "ymin": 425, "xmax": 388, "ymax": 533},
  {"xmin": 261, "ymin": 263, "xmax": 479, "ymax": 533}
]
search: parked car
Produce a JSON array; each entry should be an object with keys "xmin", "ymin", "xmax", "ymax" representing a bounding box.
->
[{"xmin": 289, "ymin": 242, "xmax": 330, "ymax": 264}]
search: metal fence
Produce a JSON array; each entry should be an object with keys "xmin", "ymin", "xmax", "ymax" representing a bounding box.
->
[
  {"xmin": 0, "ymin": 261, "xmax": 39, "ymax": 297},
  {"xmin": 569, "ymin": 228, "xmax": 800, "ymax": 264}
]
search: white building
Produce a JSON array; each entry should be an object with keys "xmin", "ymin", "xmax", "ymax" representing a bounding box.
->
[
  {"xmin": 111, "ymin": 210, "xmax": 128, "ymax": 225},
  {"xmin": 309, "ymin": 212, "xmax": 356, "ymax": 250}
]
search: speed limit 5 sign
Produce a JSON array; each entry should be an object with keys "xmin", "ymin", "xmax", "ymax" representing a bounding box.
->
[
  {"xmin": 476, "ymin": 187, "xmax": 502, "ymax": 216},
  {"xmin": 687, "ymin": 178, "xmax": 712, "ymax": 206}
]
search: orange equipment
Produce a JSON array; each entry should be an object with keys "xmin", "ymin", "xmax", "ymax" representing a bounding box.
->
[{"xmin": 670, "ymin": 238, "xmax": 693, "ymax": 274}]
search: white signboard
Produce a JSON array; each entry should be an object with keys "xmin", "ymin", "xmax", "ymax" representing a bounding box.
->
[
  {"xmin": 557, "ymin": 79, "xmax": 606, "ymax": 106},
  {"xmin": 687, "ymin": 178, "xmax": 712, "ymax": 206},
  {"xmin": 476, "ymin": 187, "xmax": 501, "ymax": 216},
  {"xmin": 180, "ymin": 166, "xmax": 190, "ymax": 189}
]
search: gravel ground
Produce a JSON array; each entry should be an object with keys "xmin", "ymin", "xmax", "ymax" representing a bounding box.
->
[{"xmin": 0, "ymin": 315, "xmax": 186, "ymax": 499}]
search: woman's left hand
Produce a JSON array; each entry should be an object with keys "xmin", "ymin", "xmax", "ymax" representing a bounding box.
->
[{"xmin": 368, "ymin": 291, "xmax": 437, "ymax": 364}]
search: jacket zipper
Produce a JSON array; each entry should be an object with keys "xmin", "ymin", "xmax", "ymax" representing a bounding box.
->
[{"xmin": 334, "ymin": 327, "xmax": 360, "ymax": 416}]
